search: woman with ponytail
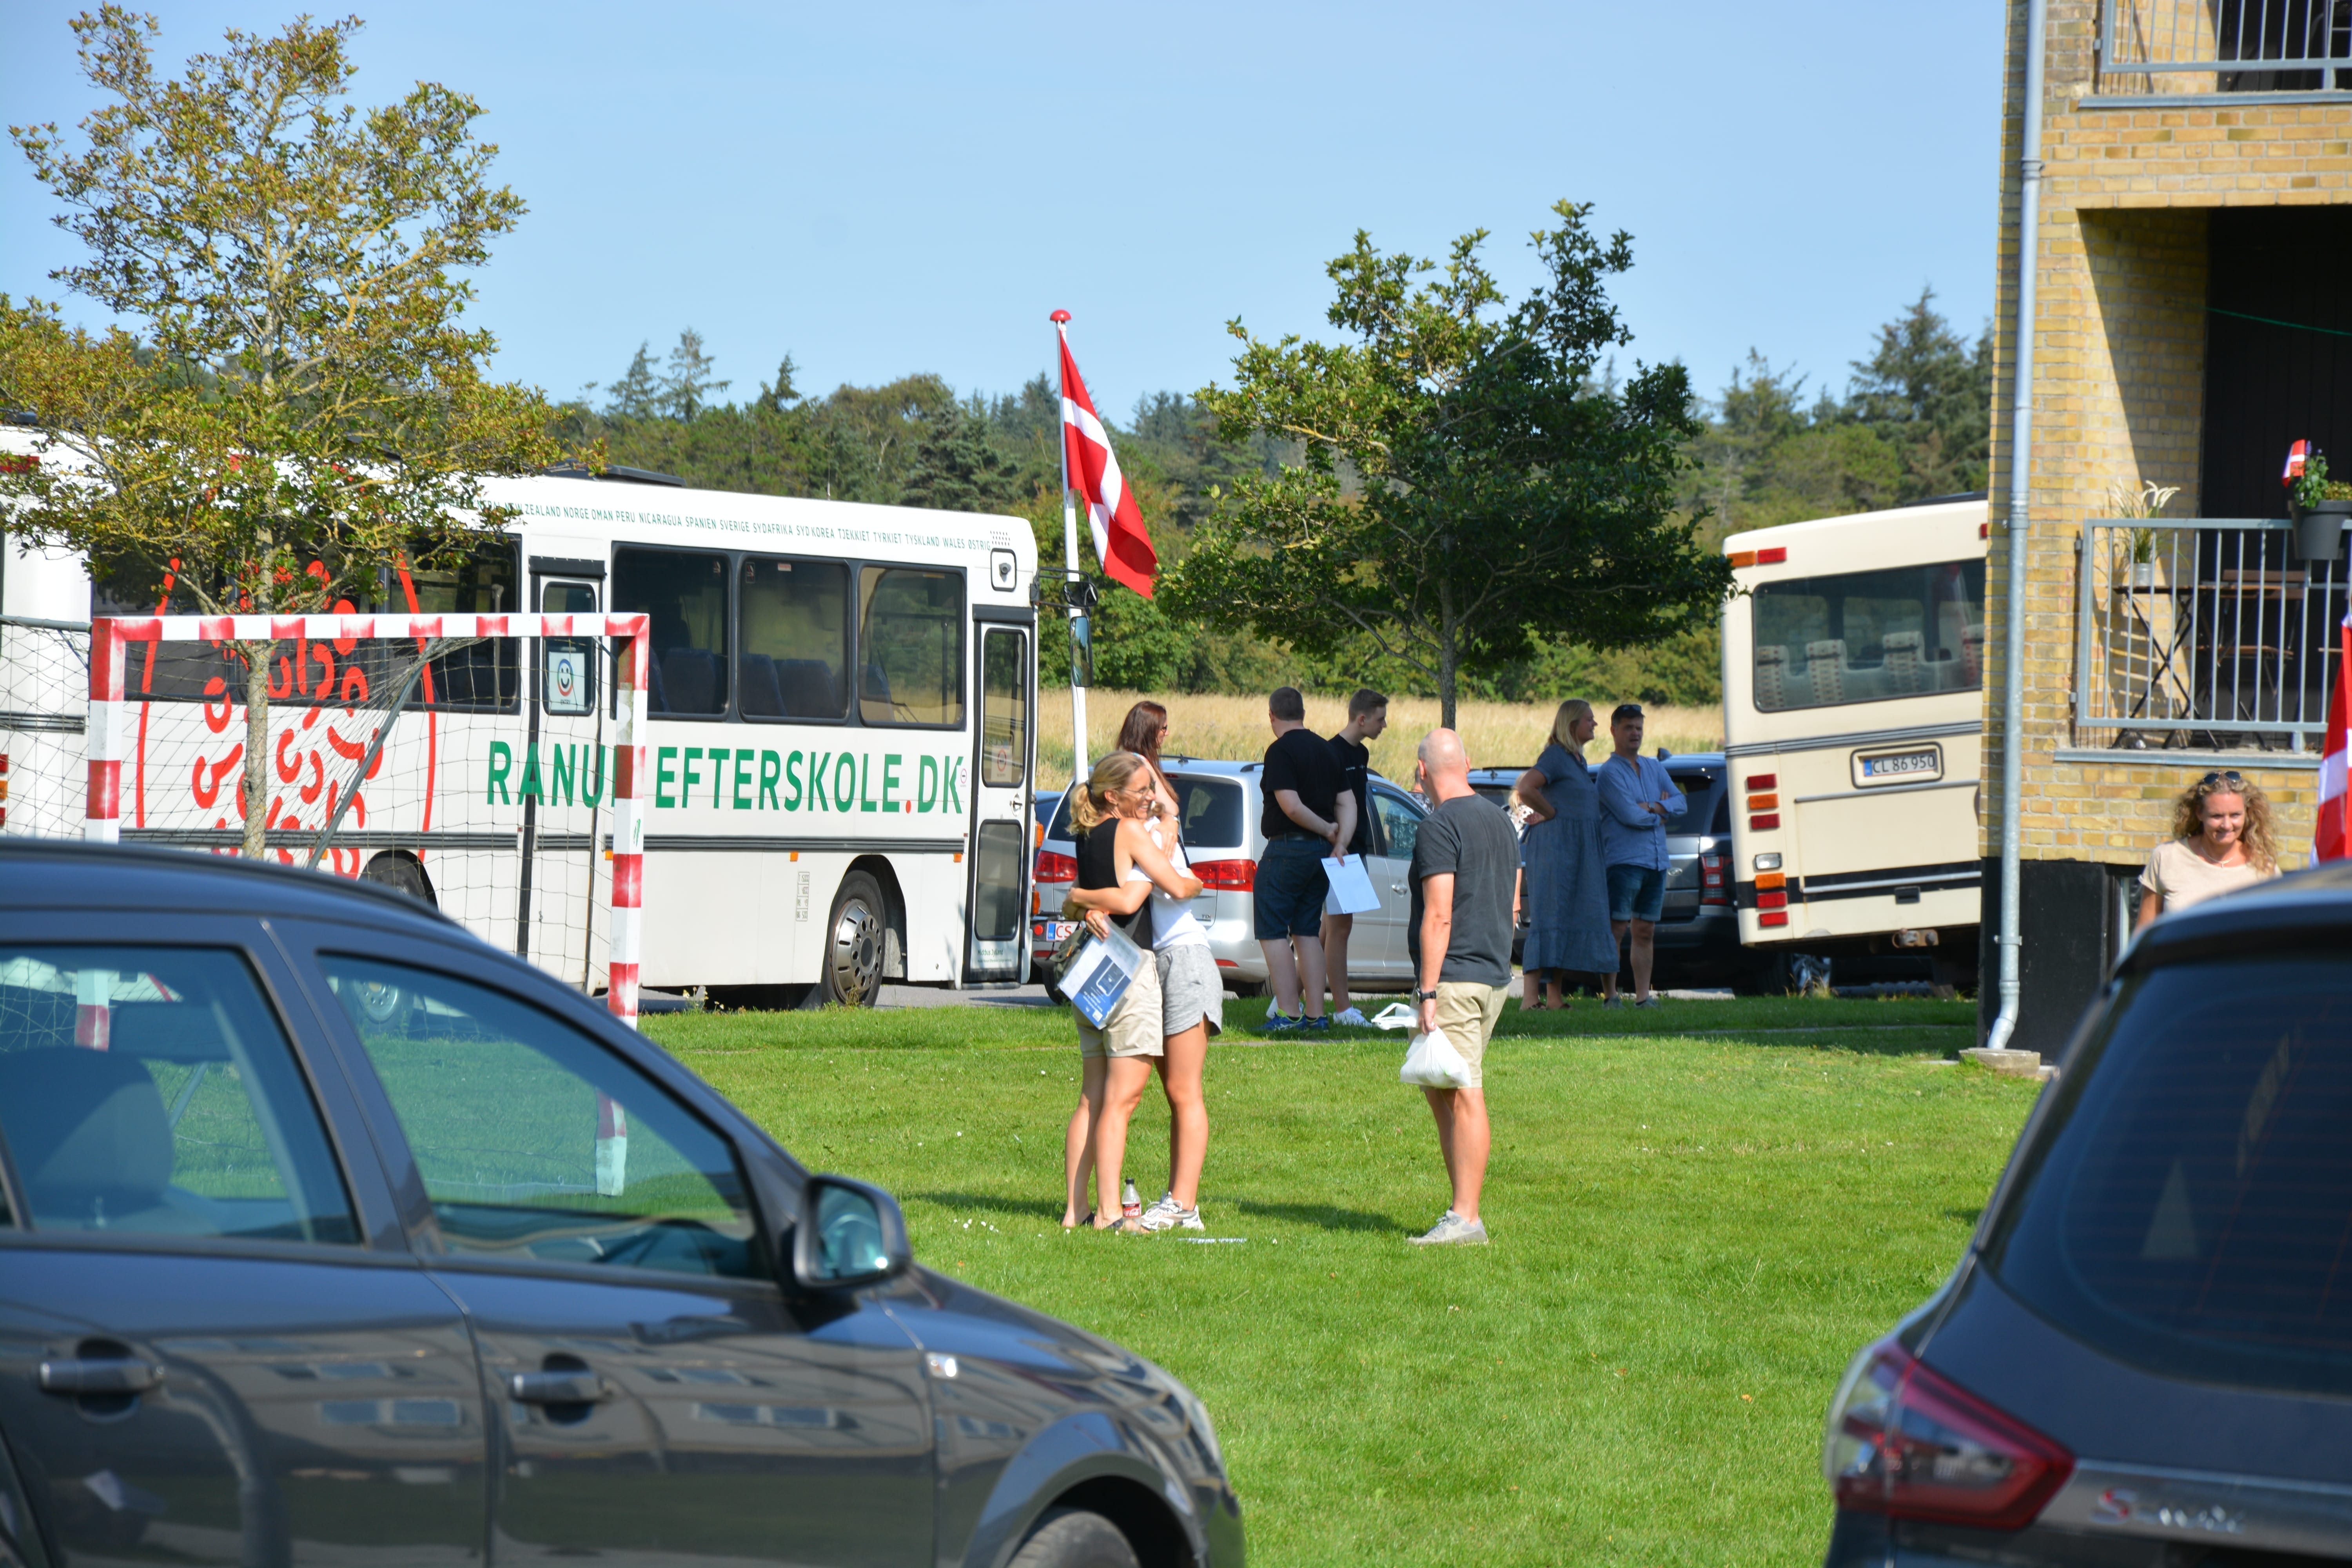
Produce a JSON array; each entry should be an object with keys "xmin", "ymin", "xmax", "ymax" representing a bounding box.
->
[{"xmin": 1059, "ymin": 751, "xmax": 1202, "ymax": 1233}]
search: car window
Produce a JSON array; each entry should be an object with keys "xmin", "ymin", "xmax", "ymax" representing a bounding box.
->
[
  {"xmin": 0, "ymin": 946, "xmax": 357, "ymax": 1244},
  {"xmin": 320, "ymin": 956, "xmax": 761, "ymax": 1281},
  {"xmin": 1985, "ymin": 954, "xmax": 2352, "ymax": 1398},
  {"xmin": 1662, "ymin": 768, "xmax": 1724, "ymax": 836},
  {"xmin": 1167, "ymin": 775, "xmax": 1244, "ymax": 849},
  {"xmin": 1374, "ymin": 791, "xmax": 1421, "ymax": 861}
]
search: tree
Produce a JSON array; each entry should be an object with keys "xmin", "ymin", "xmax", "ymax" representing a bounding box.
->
[
  {"xmin": 1164, "ymin": 201, "xmax": 1730, "ymax": 727},
  {"xmin": 899, "ymin": 399, "xmax": 1018, "ymax": 514},
  {"xmin": 1845, "ymin": 287, "xmax": 1993, "ymax": 501},
  {"xmin": 600, "ymin": 341, "xmax": 662, "ymax": 420},
  {"xmin": 0, "ymin": 8, "xmax": 575, "ymax": 858},
  {"xmin": 661, "ymin": 328, "xmax": 727, "ymax": 421}
]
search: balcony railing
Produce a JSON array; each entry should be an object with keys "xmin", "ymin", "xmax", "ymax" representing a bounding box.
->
[
  {"xmin": 2074, "ymin": 517, "xmax": 2347, "ymax": 753},
  {"xmin": 2100, "ymin": 0, "xmax": 2352, "ymax": 95}
]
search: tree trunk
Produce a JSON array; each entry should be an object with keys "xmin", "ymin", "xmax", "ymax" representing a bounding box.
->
[
  {"xmin": 239, "ymin": 639, "xmax": 273, "ymax": 859},
  {"xmin": 1436, "ymin": 583, "xmax": 1459, "ymax": 733}
]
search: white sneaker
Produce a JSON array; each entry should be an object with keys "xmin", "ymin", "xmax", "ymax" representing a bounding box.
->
[
  {"xmin": 1409, "ymin": 1210, "xmax": 1490, "ymax": 1246},
  {"xmin": 1332, "ymin": 1007, "xmax": 1370, "ymax": 1028},
  {"xmin": 1139, "ymin": 1194, "xmax": 1204, "ymax": 1232}
]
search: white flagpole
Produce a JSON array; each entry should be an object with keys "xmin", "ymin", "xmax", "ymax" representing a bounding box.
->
[{"xmin": 1052, "ymin": 310, "xmax": 1089, "ymax": 784}]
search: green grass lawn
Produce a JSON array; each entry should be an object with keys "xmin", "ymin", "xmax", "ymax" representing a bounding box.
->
[{"xmin": 646, "ymin": 995, "xmax": 2036, "ymax": 1568}]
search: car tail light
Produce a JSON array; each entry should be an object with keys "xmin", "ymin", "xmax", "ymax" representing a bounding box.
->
[
  {"xmin": 1034, "ymin": 850, "xmax": 1078, "ymax": 884},
  {"xmin": 1750, "ymin": 812, "xmax": 1780, "ymax": 831},
  {"xmin": 1823, "ymin": 1339, "xmax": 2073, "ymax": 1531},
  {"xmin": 1193, "ymin": 858, "xmax": 1256, "ymax": 891},
  {"xmin": 1699, "ymin": 851, "xmax": 1728, "ymax": 906}
]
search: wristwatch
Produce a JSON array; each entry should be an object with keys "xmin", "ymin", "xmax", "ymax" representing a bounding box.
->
[{"xmin": 1415, "ymin": 988, "xmax": 1438, "ymax": 1002}]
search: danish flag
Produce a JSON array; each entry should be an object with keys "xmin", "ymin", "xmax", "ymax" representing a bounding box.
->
[
  {"xmin": 1053, "ymin": 315, "xmax": 1157, "ymax": 599},
  {"xmin": 2319, "ymin": 610, "xmax": 2351, "ymax": 862}
]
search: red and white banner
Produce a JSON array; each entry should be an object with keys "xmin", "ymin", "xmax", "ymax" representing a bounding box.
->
[
  {"xmin": 1055, "ymin": 325, "xmax": 1157, "ymax": 599},
  {"xmin": 2318, "ymin": 612, "xmax": 2351, "ymax": 863}
]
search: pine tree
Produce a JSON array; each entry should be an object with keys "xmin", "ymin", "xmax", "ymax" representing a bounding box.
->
[
  {"xmin": 900, "ymin": 401, "xmax": 1019, "ymax": 513},
  {"xmin": 602, "ymin": 342, "xmax": 662, "ymax": 420},
  {"xmin": 662, "ymin": 328, "xmax": 728, "ymax": 421}
]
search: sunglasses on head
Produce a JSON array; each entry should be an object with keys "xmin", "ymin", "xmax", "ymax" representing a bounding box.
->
[{"xmin": 2200, "ymin": 771, "xmax": 2244, "ymax": 787}]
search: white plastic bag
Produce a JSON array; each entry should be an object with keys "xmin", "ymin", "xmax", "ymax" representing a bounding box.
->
[
  {"xmin": 1368, "ymin": 1002, "xmax": 1419, "ymax": 1032},
  {"xmin": 1399, "ymin": 1027, "xmax": 1473, "ymax": 1089}
]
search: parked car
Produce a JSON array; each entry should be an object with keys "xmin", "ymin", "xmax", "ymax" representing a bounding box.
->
[
  {"xmin": 0, "ymin": 840, "xmax": 1242, "ymax": 1568},
  {"xmin": 1031, "ymin": 758, "xmax": 1429, "ymax": 998},
  {"xmin": 1820, "ymin": 862, "xmax": 2352, "ymax": 1565},
  {"xmin": 1470, "ymin": 752, "xmax": 1805, "ymax": 992}
]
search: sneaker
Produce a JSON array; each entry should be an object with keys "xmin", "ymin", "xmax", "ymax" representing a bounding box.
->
[
  {"xmin": 1332, "ymin": 1006, "xmax": 1370, "ymax": 1028},
  {"xmin": 1635, "ymin": 995, "xmax": 1662, "ymax": 1009},
  {"xmin": 1263, "ymin": 1012, "xmax": 1304, "ymax": 1033},
  {"xmin": 1300, "ymin": 1014, "xmax": 1330, "ymax": 1032},
  {"xmin": 1602, "ymin": 996, "xmax": 1624, "ymax": 1009},
  {"xmin": 1409, "ymin": 1210, "xmax": 1490, "ymax": 1246},
  {"xmin": 1140, "ymin": 1196, "xmax": 1204, "ymax": 1232}
]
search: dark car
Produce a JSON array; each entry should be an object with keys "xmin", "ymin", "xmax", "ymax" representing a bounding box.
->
[
  {"xmin": 0, "ymin": 841, "xmax": 1241, "ymax": 1568},
  {"xmin": 1472, "ymin": 753, "xmax": 1797, "ymax": 991},
  {"xmin": 1820, "ymin": 862, "xmax": 2352, "ymax": 1564}
]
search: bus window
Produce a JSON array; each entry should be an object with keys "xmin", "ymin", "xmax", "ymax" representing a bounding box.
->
[
  {"xmin": 739, "ymin": 558, "xmax": 848, "ymax": 721},
  {"xmin": 858, "ymin": 567, "xmax": 963, "ymax": 727},
  {"xmin": 1751, "ymin": 559, "xmax": 1985, "ymax": 712},
  {"xmin": 614, "ymin": 547, "xmax": 730, "ymax": 717},
  {"xmin": 979, "ymin": 628, "xmax": 1027, "ymax": 785}
]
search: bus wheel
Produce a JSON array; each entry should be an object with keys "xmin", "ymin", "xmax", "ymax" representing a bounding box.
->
[{"xmin": 818, "ymin": 872, "xmax": 887, "ymax": 1008}]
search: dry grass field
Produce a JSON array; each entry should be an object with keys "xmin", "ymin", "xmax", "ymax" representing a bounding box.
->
[{"xmin": 1038, "ymin": 689, "xmax": 1722, "ymax": 791}]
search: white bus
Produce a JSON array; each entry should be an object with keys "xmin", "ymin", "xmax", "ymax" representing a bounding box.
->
[
  {"xmin": 0, "ymin": 438, "xmax": 1042, "ymax": 1008},
  {"xmin": 1719, "ymin": 496, "xmax": 1988, "ymax": 989}
]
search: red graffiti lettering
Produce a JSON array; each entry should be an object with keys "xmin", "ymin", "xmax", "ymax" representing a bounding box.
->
[
  {"xmin": 310, "ymin": 643, "xmax": 335, "ymax": 699},
  {"xmin": 274, "ymin": 728, "xmax": 302, "ymax": 783},
  {"xmin": 325, "ymin": 724, "xmax": 372, "ymax": 761},
  {"xmin": 191, "ymin": 748, "xmax": 244, "ymax": 809},
  {"xmin": 338, "ymin": 664, "xmax": 369, "ymax": 708},
  {"xmin": 299, "ymin": 752, "xmax": 325, "ymax": 805},
  {"xmin": 202, "ymin": 676, "xmax": 232, "ymax": 734},
  {"xmin": 270, "ymin": 654, "xmax": 296, "ymax": 699}
]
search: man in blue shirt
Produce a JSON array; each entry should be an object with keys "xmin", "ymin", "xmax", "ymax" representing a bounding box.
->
[{"xmin": 1595, "ymin": 703, "xmax": 1685, "ymax": 1008}]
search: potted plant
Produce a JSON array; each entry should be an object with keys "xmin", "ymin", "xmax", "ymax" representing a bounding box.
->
[
  {"xmin": 2288, "ymin": 448, "xmax": 2352, "ymax": 564},
  {"xmin": 2106, "ymin": 477, "xmax": 2181, "ymax": 589}
]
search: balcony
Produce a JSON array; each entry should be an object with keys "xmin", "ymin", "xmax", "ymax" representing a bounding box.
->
[
  {"xmin": 2100, "ymin": 0, "xmax": 2352, "ymax": 97},
  {"xmin": 2073, "ymin": 517, "xmax": 2347, "ymax": 753}
]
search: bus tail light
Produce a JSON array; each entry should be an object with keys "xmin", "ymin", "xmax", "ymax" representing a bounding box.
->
[
  {"xmin": 1193, "ymin": 859, "xmax": 1257, "ymax": 891},
  {"xmin": 1034, "ymin": 850, "xmax": 1078, "ymax": 884},
  {"xmin": 1730, "ymin": 546, "xmax": 1789, "ymax": 567},
  {"xmin": 1823, "ymin": 1338, "xmax": 2073, "ymax": 1530},
  {"xmin": 1750, "ymin": 812, "xmax": 1780, "ymax": 831},
  {"xmin": 1745, "ymin": 773, "xmax": 1776, "ymax": 791},
  {"xmin": 1757, "ymin": 890, "xmax": 1788, "ymax": 910},
  {"xmin": 1760, "ymin": 911, "xmax": 1789, "ymax": 927},
  {"xmin": 1747, "ymin": 792, "xmax": 1779, "ymax": 811},
  {"xmin": 1699, "ymin": 851, "xmax": 1728, "ymax": 906}
]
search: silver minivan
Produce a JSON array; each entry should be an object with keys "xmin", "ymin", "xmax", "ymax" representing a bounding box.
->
[{"xmin": 1030, "ymin": 757, "xmax": 1430, "ymax": 996}]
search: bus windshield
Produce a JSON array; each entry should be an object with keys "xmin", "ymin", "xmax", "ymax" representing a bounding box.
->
[{"xmin": 1751, "ymin": 558, "xmax": 1984, "ymax": 713}]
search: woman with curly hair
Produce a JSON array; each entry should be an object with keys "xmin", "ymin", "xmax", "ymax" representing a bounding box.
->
[{"xmin": 2133, "ymin": 769, "xmax": 2283, "ymax": 930}]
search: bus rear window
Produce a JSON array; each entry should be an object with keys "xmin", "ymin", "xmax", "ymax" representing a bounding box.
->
[
  {"xmin": 1751, "ymin": 559, "xmax": 1983, "ymax": 712},
  {"xmin": 615, "ymin": 547, "xmax": 730, "ymax": 717}
]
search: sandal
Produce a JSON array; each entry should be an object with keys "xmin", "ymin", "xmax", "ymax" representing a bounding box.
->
[{"xmin": 1092, "ymin": 1216, "xmax": 1150, "ymax": 1235}]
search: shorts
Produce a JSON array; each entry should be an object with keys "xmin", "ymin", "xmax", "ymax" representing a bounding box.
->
[
  {"xmin": 1607, "ymin": 863, "xmax": 1666, "ymax": 923},
  {"xmin": 1076, "ymin": 952, "xmax": 1165, "ymax": 1059},
  {"xmin": 1157, "ymin": 942, "xmax": 1224, "ymax": 1038},
  {"xmin": 1430, "ymin": 981, "xmax": 1508, "ymax": 1090},
  {"xmin": 1252, "ymin": 837, "xmax": 1330, "ymax": 941}
]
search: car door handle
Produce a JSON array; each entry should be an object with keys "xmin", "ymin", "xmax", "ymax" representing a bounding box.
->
[
  {"xmin": 1390, "ymin": 882, "xmax": 1407, "ymax": 893},
  {"xmin": 508, "ymin": 1370, "xmax": 613, "ymax": 1404},
  {"xmin": 39, "ymin": 1358, "xmax": 165, "ymax": 1395}
]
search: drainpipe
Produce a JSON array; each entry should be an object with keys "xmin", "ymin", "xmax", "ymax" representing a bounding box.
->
[{"xmin": 1987, "ymin": 0, "xmax": 2047, "ymax": 1055}]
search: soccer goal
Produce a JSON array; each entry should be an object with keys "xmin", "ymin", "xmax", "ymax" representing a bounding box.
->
[{"xmin": 82, "ymin": 612, "xmax": 655, "ymax": 1027}]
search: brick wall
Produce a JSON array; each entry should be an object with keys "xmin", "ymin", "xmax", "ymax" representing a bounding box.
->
[{"xmin": 1982, "ymin": 0, "xmax": 2348, "ymax": 876}]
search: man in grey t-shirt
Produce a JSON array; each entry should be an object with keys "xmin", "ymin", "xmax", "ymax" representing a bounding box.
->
[{"xmin": 1405, "ymin": 728, "xmax": 1519, "ymax": 1247}]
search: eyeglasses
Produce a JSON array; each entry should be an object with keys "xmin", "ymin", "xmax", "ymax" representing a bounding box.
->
[{"xmin": 2200, "ymin": 771, "xmax": 2244, "ymax": 786}]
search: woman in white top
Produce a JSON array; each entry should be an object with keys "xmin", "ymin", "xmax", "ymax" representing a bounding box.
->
[
  {"xmin": 2134, "ymin": 769, "xmax": 2281, "ymax": 930},
  {"xmin": 1062, "ymin": 754, "xmax": 1202, "ymax": 1233}
]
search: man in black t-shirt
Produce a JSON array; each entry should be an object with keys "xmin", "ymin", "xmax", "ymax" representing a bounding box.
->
[
  {"xmin": 1319, "ymin": 687, "xmax": 1388, "ymax": 1027},
  {"xmin": 1256, "ymin": 686, "xmax": 1354, "ymax": 1031}
]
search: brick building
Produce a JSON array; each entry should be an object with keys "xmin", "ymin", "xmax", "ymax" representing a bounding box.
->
[{"xmin": 1983, "ymin": 0, "xmax": 2352, "ymax": 1052}]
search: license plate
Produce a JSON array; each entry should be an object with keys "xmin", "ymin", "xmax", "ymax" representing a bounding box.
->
[
  {"xmin": 1034, "ymin": 920, "xmax": 1079, "ymax": 942},
  {"xmin": 1858, "ymin": 748, "xmax": 1940, "ymax": 782}
]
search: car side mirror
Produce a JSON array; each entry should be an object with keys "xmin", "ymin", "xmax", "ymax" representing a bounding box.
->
[{"xmin": 791, "ymin": 1175, "xmax": 912, "ymax": 1291}]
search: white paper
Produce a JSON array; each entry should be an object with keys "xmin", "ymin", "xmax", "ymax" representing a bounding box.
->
[
  {"xmin": 1321, "ymin": 854, "xmax": 1381, "ymax": 915},
  {"xmin": 1060, "ymin": 924, "xmax": 1144, "ymax": 1029}
]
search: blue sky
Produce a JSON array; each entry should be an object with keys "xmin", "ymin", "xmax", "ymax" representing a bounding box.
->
[{"xmin": 2, "ymin": 2, "xmax": 2004, "ymax": 419}]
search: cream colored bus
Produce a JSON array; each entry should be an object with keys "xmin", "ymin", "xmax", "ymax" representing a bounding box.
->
[{"xmin": 1720, "ymin": 496, "xmax": 1988, "ymax": 987}]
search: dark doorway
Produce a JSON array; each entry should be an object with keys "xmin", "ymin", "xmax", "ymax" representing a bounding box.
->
[{"xmin": 2201, "ymin": 207, "xmax": 2352, "ymax": 521}]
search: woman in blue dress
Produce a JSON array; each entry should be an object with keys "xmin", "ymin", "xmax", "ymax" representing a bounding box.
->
[{"xmin": 1515, "ymin": 699, "xmax": 1617, "ymax": 1009}]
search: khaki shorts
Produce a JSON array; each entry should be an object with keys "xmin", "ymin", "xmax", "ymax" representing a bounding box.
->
[
  {"xmin": 1077, "ymin": 954, "xmax": 1165, "ymax": 1059},
  {"xmin": 1432, "ymin": 981, "xmax": 1507, "ymax": 1089}
]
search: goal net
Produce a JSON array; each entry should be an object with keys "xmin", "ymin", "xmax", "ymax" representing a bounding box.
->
[
  {"xmin": 1, "ymin": 615, "xmax": 91, "ymax": 841},
  {"xmin": 82, "ymin": 613, "xmax": 653, "ymax": 1027}
]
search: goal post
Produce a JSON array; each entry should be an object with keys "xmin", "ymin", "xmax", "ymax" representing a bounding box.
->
[{"xmin": 82, "ymin": 612, "xmax": 654, "ymax": 1029}]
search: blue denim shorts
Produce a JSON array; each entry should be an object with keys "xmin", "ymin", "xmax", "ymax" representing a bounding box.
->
[
  {"xmin": 1253, "ymin": 837, "xmax": 1330, "ymax": 940},
  {"xmin": 1606, "ymin": 863, "xmax": 1666, "ymax": 924}
]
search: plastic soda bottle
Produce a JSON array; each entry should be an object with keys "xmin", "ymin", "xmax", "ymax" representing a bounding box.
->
[{"xmin": 1121, "ymin": 1179, "xmax": 1142, "ymax": 1220}]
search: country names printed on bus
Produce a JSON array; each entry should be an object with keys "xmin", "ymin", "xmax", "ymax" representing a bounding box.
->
[
  {"xmin": 512, "ymin": 498, "xmax": 995, "ymax": 555},
  {"xmin": 485, "ymin": 742, "xmax": 966, "ymax": 816}
]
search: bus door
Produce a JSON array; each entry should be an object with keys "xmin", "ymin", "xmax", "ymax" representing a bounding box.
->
[
  {"xmin": 965, "ymin": 619, "xmax": 1033, "ymax": 982},
  {"xmin": 522, "ymin": 556, "xmax": 607, "ymax": 986}
]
